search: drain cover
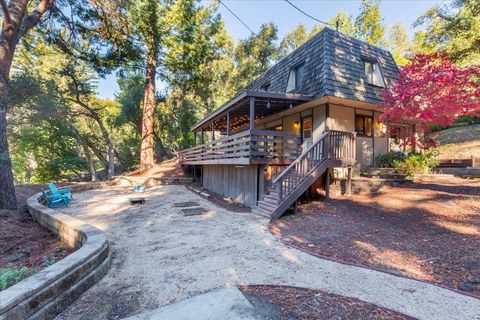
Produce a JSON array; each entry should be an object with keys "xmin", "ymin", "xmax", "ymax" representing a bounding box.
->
[
  {"xmin": 129, "ymin": 197, "xmax": 146, "ymax": 205},
  {"xmin": 180, "ymin": 207, "xmax": 209, "ymax": 216},
  {"xmin": 173, "ymin": 201, "xmax": 199, "ymax": 207}
]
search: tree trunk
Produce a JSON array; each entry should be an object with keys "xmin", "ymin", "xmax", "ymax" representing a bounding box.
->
[
  {"xmin": 85, "ymin": 145, "xmax": 97, "ymax": 182},
  {"xmin": 71, "ymin": 127, "xmax": 97, "ymax": 181},
  {"xmin": 140, "ymin": 48, "xmax": 156, "ymax": 171},
  {"xmin": 95, "ymin": 118, "xmax": 114, "ymax": 179},
  {"xmin": 0, "ymin": 25, "xmax": 21, "ymax": 210}
]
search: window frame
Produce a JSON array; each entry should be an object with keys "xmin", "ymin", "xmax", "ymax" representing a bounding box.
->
[
  {"xmin": 260, "ymin": 82, "xmax": 270, "ymax": 92},
  {"xmin": 355, "ymin": 114, "xmax": 374, "ymax": 137},
  {"xmin": 286, "ymin": 62, "xmax": 305, "ymax": 92},
  {"xmin": 362, "ymin": 57, "xmax": 386, "ymax": 88}
]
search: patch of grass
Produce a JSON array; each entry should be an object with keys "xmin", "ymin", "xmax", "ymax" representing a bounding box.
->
[
  {"xmin": 0, "ymin": 267, "xmax": 34, "ymax": 291},
  {"xmin": 43, "ymin": 256, "xmax": 57, "ymax": 267}
]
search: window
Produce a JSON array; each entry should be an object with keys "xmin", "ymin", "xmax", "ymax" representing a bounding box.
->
[
  {"xmin": 364, "ymin": 60, "xmax": 385, "ymax": 87},
  {"xmin": 286, "ymin": 63, "xmax": 305, "ymax": 92},
  {"xmin": 260, "ymin": 82, "xmax": 270, "ymax": 92},
  {"xmin": 302, "ymin": 117, "xmax": 312, "ymax": 140},
  {"xmin": 355, "ymin": 114, "xmax": 373, "ymax": 137}
]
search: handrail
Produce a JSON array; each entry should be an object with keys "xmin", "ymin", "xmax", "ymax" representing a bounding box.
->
[
  {"xmin": 272, "ymin": 131, "xmax": 329, "ymax": 184},
  {"xmin": 271, "ymin": 130, "xmax": 356, "ymax": 204},
  {"xmin": 178, "ymin": 129, "xmax": 300, "ymax": 164}
]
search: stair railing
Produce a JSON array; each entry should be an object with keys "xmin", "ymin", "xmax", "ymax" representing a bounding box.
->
[{"xmin": 271, "ymin": 130, "xmax": 356, "ymax": 204}]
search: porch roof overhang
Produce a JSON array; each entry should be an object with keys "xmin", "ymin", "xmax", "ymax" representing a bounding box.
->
[{"xmin": 191, "ymin": 90, "xmax": 313, "ymax": 132}]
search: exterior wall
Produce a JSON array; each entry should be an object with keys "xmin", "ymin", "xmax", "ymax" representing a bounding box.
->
[
  {"xmin": 283, "ymin": 113, "xmax": 301, "ymax": 135},
  {"xmin": 326, "ymin": 104, "xmax": 390, "ymax": 169},
  {"xmin": 202, "ymin": 165, "xmax": 260, "ymax": 207},
  {"xmin": 327, "ymin": 104, "xmax": 355, "ymax": 131},
  {"xmin": 313, "ymin": 105, "xmax": 326, "ymax": 140},
  {"xmin": 374, "ymin": 111, "xmax": 388, "ymax": 159}
]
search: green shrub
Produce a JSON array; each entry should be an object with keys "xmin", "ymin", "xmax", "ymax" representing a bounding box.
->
[
  {"xmin": 0, "ymin": 267, "xmax": 34, "ymax": 291},
  {"xmin": 375, "ymin": 151, "xmax": 407, "ymax": 168},
  {"xmin": 393, "ymin": 152, "xmax": 438, "ymax": 176}
]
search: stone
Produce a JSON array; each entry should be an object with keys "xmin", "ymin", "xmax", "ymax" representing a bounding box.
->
[
  {"xmin": 4, "ymin": 252, "xmax": 26, "ymax": 263},
  {"xmin": 459, "ymin": 282, "xmax": 477, "ymax": 292}
]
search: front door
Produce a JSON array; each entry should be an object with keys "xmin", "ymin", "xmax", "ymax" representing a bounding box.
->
[{"xmin": 302, "ymin": 117, "xmax": 313, "ymax": 150}]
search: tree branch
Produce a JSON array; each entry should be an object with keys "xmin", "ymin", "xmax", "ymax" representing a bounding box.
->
[
  {"xmin": 0, "ymin": 0, "xmax": 12, "ymax": 28},
  {"xmin": 19, "ymin": 0, "xmax": 53, "ymax": 37}
]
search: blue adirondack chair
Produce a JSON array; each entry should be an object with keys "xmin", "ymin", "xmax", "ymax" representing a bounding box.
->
[
  {"xmin": 48, "ymin": 183, "xmax": 72, "ymax": 200},
  {"xmin": 42, "ymin": 188, "xmax": 70, "ymax": 208}
]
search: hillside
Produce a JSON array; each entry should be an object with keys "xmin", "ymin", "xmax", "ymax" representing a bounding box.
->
[{"xmin": 432, "ymin": 124, "xmax": 480, "ymax": 159}]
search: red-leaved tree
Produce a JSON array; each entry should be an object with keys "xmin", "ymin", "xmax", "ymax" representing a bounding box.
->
[{"xmin": 380, "ymin": 53, "xmax": 480, "ymax": 149}]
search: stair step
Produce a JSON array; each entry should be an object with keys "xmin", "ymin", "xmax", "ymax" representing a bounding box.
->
[
  {"xmin": 262, "ymin": 199, "xmax": 278, "ymax": 206},
  {"xmin": 263, "ymin": 195, "xmax": 279, "ymax": 203},
  {"xmin": 257, "ymin": 201, "xmax": 277, "ymax": 212},
  {"xmin": 252, "ymin": 207, "xmax": 271, "ymax": 218}
]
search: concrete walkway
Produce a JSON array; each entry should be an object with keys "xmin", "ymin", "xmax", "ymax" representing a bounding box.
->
[
  {"xmin": 125, "ymin": 287, "xmax": 259, "ymax": 320},
  {"xmin": 56, "ymin": 185, "xmax": 480, "ymax": 320}
]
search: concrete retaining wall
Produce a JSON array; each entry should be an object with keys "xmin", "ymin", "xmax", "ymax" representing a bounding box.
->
[{"xmin": 0, "ymin": 193, "xmax": 111, "ymax": 320}]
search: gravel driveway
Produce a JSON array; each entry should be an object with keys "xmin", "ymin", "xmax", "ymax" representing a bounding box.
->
[{"xmin": 55, "ymin": 185, "xmax": 480, "ymax": 320}]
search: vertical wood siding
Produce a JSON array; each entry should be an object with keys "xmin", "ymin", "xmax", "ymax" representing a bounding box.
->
[{"xmin": 202, "ymin": 165, "xmax": 259, "ymax": 207}]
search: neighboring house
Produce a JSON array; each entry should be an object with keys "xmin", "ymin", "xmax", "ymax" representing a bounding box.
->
[{"xmin": 179, "ymin": 27, "xmax": 402, "ymax": 219}]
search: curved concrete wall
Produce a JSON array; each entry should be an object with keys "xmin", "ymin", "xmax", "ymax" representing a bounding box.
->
[{"xmin": 0, "ymin": 193, "xmax": 110, "ymax": 320}]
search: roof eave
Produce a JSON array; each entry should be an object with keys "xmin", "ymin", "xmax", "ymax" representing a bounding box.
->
[{"xmin": 191, "ymin": 90, "xmax": 313, "ymax": 131}]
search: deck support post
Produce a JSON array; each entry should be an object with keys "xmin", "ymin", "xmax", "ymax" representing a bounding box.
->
[
  {"xmin": 226, "ymin": 112, "xmax": 231, "ymax": 136},
  {"xmin": 211, "ymin": 123, "xmax": 215, "ymax": 141},
  {"xmin": 346, "ymin": 166, "xmax": 352, "ymax": 195},
  {"xmin": 249, "ymin": 97, "xmax": 255, "ymax": 130},
  {"xmin": 194, "ymin": 131, "xmax": 197, "ymax": 146},
  {"xmin": 325, "ymin": 168, "xmax": 330, "ymax": 201},
  {"xmin": 201, "ymin": 129, "xmax": 204, "ymax": 144}
]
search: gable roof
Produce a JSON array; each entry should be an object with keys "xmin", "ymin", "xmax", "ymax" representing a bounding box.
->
[{"xmin": 245, "ymin": 27, "xmax": 399, "ymax": 104}]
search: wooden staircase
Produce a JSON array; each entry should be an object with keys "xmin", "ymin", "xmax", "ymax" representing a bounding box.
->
[{"xmin": 253, "ymin": 130, "xmax": 356, "ymax": 219}]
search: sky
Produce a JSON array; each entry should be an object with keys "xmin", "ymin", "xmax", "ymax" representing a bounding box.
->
[{"xmin": 97, "ymin": 0, "xmax": 449, "ymax": 99}]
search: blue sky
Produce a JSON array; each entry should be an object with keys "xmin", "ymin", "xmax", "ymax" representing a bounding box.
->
[{"xmin": 97, "ymin": 0, "xmax": 448, "ymax": 99}]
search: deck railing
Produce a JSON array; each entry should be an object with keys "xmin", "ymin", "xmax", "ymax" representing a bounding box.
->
[
  {"xmin": 272, "ymin": 130, "xmax": 356, "ymax": 203},
  {"xmin": 178, "ymin": 130, "xmax": 301, "ymax": 165}
]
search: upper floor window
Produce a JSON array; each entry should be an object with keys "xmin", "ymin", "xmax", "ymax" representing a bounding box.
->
[
  {"xmin": 260, "ymin": 82, "xmax": 270, "ymax": 92},
  {"xmin": 364, "ymin": 60, "xmax": 385, "ymax": 87},
  {"xmin": 286, "ymin": 62, "xmax": 305, "ymax": 92}
]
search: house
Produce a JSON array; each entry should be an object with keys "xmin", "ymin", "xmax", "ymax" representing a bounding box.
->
[{"xmin": 178, "ymin": 27, "xmax": 404, "ymax": 219}]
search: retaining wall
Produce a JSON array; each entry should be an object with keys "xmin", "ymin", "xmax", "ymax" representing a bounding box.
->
[{"xmin": 0, "ymin": 193, "xmax": 111, "ymax": 320}]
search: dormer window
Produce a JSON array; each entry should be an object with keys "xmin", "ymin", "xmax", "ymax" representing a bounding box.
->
[
  {"xmin": 364, "ymin": 59, "xmax": 385, "ymax": 87},
  {"xmin": 286, "ymin": 62, "xmax": 305, "ymax": 92},
  {"xmin": 260, "ymin": 82, "xmax": 270, "ymax": 92}
]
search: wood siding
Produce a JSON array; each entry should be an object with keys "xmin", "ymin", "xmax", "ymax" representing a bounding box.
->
[{"xmin": 202, "ymin": 165, "xmax": 260, "ymax": 207}]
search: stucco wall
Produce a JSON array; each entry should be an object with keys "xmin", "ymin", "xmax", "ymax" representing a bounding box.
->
[
  {"xmin": 327, "ymin": 105, "xmax": 355, "ymax": 131},
  {"xmin": 283, "ymin": 113, "xmax": 301, "ymax": 134},
  {"xmin": 313, "ymin": 105, "xmax": 326, "ymax": 140}
]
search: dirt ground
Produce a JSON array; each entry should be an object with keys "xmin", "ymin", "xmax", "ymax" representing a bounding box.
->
[
  {"xmin": 0, "ymin": 185, "xmax": 73, "ymax": 271},
  {"xmin": 55, "ymin": 185, "xmax": 480, "ymax": 320},
  {"xmin": 271, "ymin": 176, "xmax": 480, "ymax": 297},
  {"xmin": 126, "ymin": 158, "xmax": 187, "ymax": 177},
  {"xmin": 433, "ymin": 124, "xmax": 480, "ymax": 159},
  {"xmin": 240, "ymin": 285, "xmax": 414, "ymax": 320}
]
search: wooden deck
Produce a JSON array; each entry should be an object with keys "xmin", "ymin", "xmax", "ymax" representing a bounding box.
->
[{"xmin": 178, "ymin": 130, "xmax": 301, "ymax": 165}]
